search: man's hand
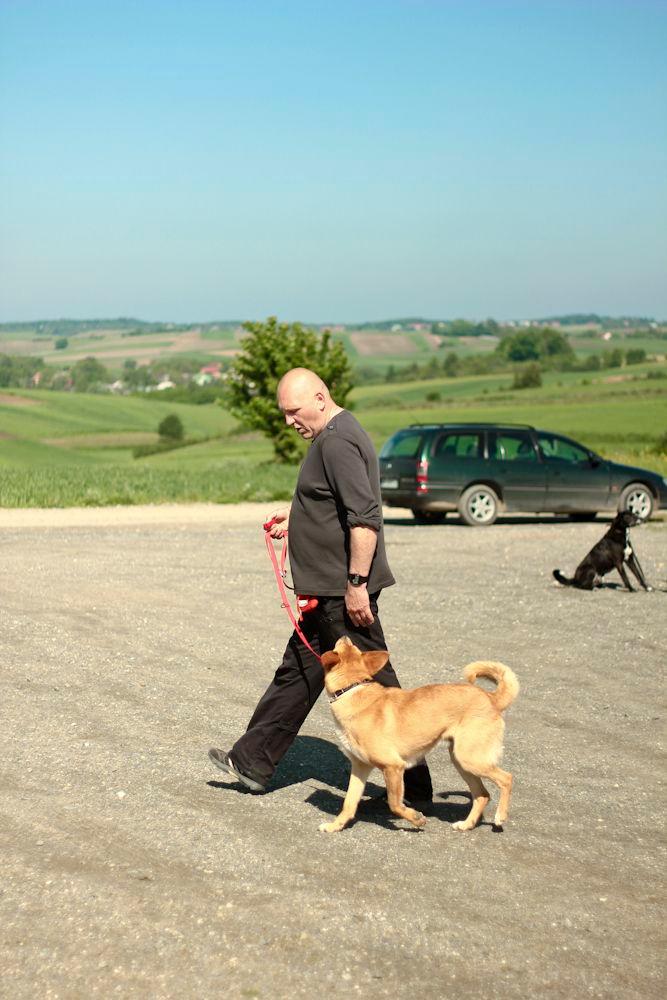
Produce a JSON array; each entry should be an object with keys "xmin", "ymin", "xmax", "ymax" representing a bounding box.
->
[
  {"xmin": 264, "ymin": 507, "xmax": 290, "ymax": 538},
  {"xmin": 345, "ymin": 583, "xmax": 374, "ymax": 627}
]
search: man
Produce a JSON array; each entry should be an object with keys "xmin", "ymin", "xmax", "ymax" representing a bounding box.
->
[{"xmin": 209, "ymin": 367, "xmax": 432, "ymax": 802}]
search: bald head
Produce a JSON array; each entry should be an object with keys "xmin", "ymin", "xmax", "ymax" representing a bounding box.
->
[
  {"xmin": 277, "ymin": 367, "xmax": 328, "ymax": 400},
  {"xmin": 277, "ymin": 367, "xmax": 342, "ymax": 441}
]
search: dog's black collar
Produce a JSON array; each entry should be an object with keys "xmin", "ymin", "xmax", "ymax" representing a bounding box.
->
[{"xmin": 328, "ymin": 679, "xmax": 374, "ymax": 703}]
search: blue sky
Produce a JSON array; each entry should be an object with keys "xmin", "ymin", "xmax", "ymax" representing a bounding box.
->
[{"xmin": 1, "ymin": 0, "xmax": 665, "ymax": 323}]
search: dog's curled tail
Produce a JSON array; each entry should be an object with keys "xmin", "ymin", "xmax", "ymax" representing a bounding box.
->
[
  {"xmin": 553, "ymin": 569, "xmax": 573, "ymax": 586},
  {"xmin": 463, "ymin": 661, "xmax": 519, "ymax": 713}
]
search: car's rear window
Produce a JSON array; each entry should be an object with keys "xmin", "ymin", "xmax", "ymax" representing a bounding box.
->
[{"xmin": 380, "ymin": 430, "xmax": 423, "ymax": 459}]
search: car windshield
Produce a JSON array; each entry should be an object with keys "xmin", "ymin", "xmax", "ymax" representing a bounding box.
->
[{"xmin": 379, "ymin": 429, "xmax": 424, "ymax": 459}]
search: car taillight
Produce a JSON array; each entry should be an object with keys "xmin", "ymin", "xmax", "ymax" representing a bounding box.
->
[{"xmin": 416, "ymin": 459, "xmax": 429, "ymax": 493}]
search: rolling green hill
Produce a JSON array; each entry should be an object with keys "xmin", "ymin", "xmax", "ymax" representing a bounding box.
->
[{"xmin": 0, "ymin": 363, "xmax": 664, "ymax": 507}]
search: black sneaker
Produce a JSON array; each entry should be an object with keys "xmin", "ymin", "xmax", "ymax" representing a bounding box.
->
[
  {"xmin": 373, "ymin": 789, "xmax": 433, "ymax": 809},
  {"xmin": 208, "ymin": 748, "xmax": 266, "ymax": 793}
]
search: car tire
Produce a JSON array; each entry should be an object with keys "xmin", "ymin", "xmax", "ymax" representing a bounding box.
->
[
  {"xmin": 411, "ymin": 510, "xmax": 448, "ymax": 525},
  {"xmin": 458, "ymin": 484, "xmax": 500, "ymax": 526},
  {"xmin": 569, "ymin": 512, "xmax": 598, "ymax": 522},
  {"xmin": 618, "ymin": 482, "xmax": 654, "ymax": 520}
]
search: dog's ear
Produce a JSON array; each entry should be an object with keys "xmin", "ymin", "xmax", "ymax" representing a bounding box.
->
[
  {"xmin": 321, "ymin": 650, "xmax": 340, "ymax": 669},
  {"xmin": 362, "ymin": 650, "xmax": 390, "ymax": 675}
]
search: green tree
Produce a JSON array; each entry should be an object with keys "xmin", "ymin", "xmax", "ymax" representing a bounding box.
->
[
  {"xmin": 443, "ymin": 352, "xmax": 460, "ymax": 377},
  {"xmin": 221, "ymin": 316, "xmax": 353, "ymax": 462},
  {"xmin": 512, "ymin": 362, "xmax": 542, "ymax": 389},
  {"xmin": 54, "ymin": 337, "xmax": 68, "ymax": 350},
  {"xmin": 497, "ymin": 326, "xmax": 574, "ymax": 366},
  {"xmin": 500, "ymin": 331, "xmax": 541, "ymax": 361},
  {"xmin": 626, "ymin": 348, "xmax": 646, "ymax": 365},
  {"xmin": 70, "ymin": 356, "xmax": 110, "ymax": 392},
  {"xmin": 602, "ymin": 348, "xmax": 624, "ymax": 368},
  {"xmin": 158, "ymin": 413, "xmax": 184, "ymax": 441}
]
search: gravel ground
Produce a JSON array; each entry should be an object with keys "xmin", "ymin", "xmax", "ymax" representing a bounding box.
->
[{"xmin": 1, "ymin": 503, "xmax": 665, "ymax": 999}]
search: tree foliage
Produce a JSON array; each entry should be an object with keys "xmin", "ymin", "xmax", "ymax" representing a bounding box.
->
[
  {"xmin": 512, "ymin": 362, "xmax": 542, "ymax": 389},
  {"xmin": 221, "ymin": 316, "xmax": 354, "ymax": 462},
  {"xmin": 70, "ymin": 356, "xmax": 110, "ymax": 392},
  {"xmin": 496, "ymin": 326, "xmax": 574, "ymax": 365},
  {"xmin": 0, "ymin": 353, "xmax": 44, "ymax": 387},
  {"xmin": 158, "ymin": 413, "xmax": 184, "ymax": 441}
]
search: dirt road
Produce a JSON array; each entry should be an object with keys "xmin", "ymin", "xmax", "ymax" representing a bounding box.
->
[{"xmin": 1, "ymin": 504, "xmax": 665, "ymax": 999}]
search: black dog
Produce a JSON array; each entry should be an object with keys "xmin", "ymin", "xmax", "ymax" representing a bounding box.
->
[{"xmin": 553, "ymin": 511, "xmax": 652, "ymax": 592}]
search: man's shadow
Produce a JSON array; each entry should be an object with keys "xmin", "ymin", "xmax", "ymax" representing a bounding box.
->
[
  {"xmin": 208, "ymin": 735, "xmax": 496, "ymax": 830},
  {"xmin": 207, "ymin": 735, "xmax": 368, "ymax": 795}
]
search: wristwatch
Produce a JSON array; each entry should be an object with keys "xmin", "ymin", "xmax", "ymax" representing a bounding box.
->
[{"xmin": 347, "ymin": 572, "xmax": 369, "ymax": 587}]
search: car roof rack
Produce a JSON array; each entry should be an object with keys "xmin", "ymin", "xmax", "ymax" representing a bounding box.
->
[{"xmin": 407, "ymin": 422, "xmax": 536, "ymax": 430}]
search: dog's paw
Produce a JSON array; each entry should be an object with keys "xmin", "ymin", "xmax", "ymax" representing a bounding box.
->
[
  {"xmin": 452, "ymin": 819, "xmax": 475, "ymax": 832},
  {"xmin": 409, "ymin": 810, "xmax": 427, "ymax": 830},
  {"xmin": 319, "ymin": 820, "xmax": 343, "ymax": 834}
]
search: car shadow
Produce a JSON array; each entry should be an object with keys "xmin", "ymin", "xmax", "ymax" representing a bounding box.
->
[{"xmin": 384, "ymin": 513, "xmax": 617, "ymax": 528}]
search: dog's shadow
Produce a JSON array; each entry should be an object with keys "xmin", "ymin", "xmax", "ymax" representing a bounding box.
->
[
  {"xmin": 306, "ymin": 786, "xmax": 501, "ymax": 832},
  {"xmin": 208, "ymin": 736, "xmax": 499, "ymax": 831}
]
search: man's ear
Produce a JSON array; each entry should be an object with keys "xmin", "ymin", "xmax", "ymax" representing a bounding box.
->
[
  {"xmin": 321, "ymin": 650, "xmax": 340, "ymax": 669},
  {"xmin": 362, "ymin": 650, "xmax": 390, "ymax": 675}
]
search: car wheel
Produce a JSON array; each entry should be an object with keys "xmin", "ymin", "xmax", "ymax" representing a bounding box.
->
[
  {"xmin": 569, "ymin": 512, "xmax": 598, "ymax": 521},
  {"xmin": 618, "ymin": 482, "xmax": 654, "ymax": 520},
  {"xmin": 458, "ymin": 484, "xmax": 499, "ymax": 526}
]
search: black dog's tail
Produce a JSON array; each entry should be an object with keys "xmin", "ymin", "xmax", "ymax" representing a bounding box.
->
[{"xmin": 553, "ymin": 569, "xmax": 574, "ymax": 587}]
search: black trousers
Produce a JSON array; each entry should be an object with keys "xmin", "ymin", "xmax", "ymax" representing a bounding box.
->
[{"xmin": 230, "ymin": 592, "xmax": 433, "ymax": 800}]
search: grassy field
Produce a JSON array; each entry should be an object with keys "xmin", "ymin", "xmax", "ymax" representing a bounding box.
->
[
  {"xmin": 0, "ymin": 362, "xmax": 665, "ymax": 507},
  {"xmin": 3, "ymin": 317, "xmax": 665, "ymax": 378}
]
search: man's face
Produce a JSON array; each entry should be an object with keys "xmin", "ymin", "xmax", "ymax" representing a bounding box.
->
[{"xmin": 277, "ymin": 383, "xmax": 327, "ymax": 440}]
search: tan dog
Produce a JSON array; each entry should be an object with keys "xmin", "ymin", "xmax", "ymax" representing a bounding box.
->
[{"xmin": 319, "ymin": 636, "xmax": 519, "ymax": 834}]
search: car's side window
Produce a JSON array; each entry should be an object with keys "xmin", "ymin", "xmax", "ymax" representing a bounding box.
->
[
  {"xmin": 538, "ymin": 434, "xmax": 588, "ymax": 464},
  {"xmin": 432, "ymin": 432, "xmax": 481, "ymax": 459},
  {"xmin": 382, "ymin": 432, "xmax": 423, "ymax": 458},
  {"xmin": 491, "ymin": 431, "xmax": 537, "ymax": 461}
]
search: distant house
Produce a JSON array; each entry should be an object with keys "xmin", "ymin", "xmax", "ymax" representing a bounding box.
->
[
  {"xmin": 109, "ymin": 379, "xmax": 125, "ymax": 393},
  {"xmin": 30, "ymin": 371, "xmax": 42, "ymax": 387},
  {"xmin": 199, "ymin": 362, "xmax": 222, "ymax": 380},
  {"xmin": 193, "ymin": 372, "xmax": 213, "ymax": 386},
  {"xmin": 156, "ymin": 378, "xmax": 175, "ymax": 391}
]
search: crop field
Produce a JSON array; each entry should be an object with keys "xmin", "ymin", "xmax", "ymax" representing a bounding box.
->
[
  {"xmin": 0, "ymin": 361, "xmax": 665, "ymax": 507},
  {"xmin": 3, "ymin": 319, "xmax": 665, "ymax": 378}
]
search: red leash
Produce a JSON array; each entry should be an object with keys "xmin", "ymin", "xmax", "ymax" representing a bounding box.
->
[{"xmin": 263, "ymin": 519, "xmax": 322, "ymax": 662}]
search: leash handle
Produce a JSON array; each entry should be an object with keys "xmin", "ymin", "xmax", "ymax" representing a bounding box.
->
[{"xmin": 263, "ymin": 525, "xmax": 322, "ymax": 663}]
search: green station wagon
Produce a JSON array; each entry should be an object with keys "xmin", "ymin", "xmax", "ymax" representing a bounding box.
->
[{"xmin": 379, "ymin": 422, "xmax": 667, "ymax": 526}]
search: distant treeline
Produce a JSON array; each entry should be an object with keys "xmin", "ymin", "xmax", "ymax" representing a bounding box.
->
[
  {"xmin": 0, "ymin": 318, "xmax": 240, "ymax": 337},
  {"xmin": 1, "ymin": 313, "xmax": 662, "ymax": 338},
  {"xmin": 356, "ymin": 326, "xmax": 652, "ymax": 385}
]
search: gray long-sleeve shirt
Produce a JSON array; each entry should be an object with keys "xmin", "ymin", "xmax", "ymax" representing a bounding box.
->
[{"xmin": 287, "ymin": 410, "xmax": 395, "ymax": 597}]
